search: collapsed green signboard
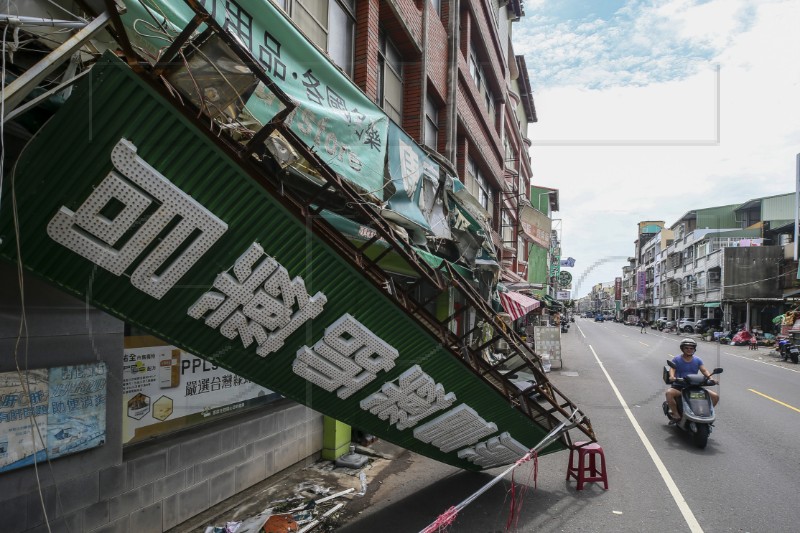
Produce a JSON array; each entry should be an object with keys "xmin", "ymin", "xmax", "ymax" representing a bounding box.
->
[{"xmin": 0, "ymin": 57, "xmax": 563, "ymax": 469}]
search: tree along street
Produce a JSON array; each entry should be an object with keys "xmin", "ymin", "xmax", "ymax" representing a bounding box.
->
[{"xmin": 338, "ymin": 317, "xmax": 800, "ymax": 532}]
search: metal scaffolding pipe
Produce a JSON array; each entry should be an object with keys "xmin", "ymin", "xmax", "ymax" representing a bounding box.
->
[{"xmin": 0, "ymin": 15, "xmax": 88, "ymax": 28}]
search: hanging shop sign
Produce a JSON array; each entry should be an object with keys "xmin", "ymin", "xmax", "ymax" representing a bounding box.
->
[
  {"xmin": 0, "ymin": 57, "xmax": 564, "ymax": 470},
  {"xmin": 637, "ymin": 271, "xmax": 646, "ymax": 302},
  {"xmin": 518, "ymin": 205, "xmax": 551, "ymax": 249},
  {"xmin": 385, "ymin": 123, "xmax": 444, "ymax": 242},
  {"xmin": 558, "ymin": 271, "xmax": 572, "ymax": 288}
]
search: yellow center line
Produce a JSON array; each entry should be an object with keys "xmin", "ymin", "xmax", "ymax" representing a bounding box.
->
[{"xmin": 748, "ymin": 389, "xmax": 800, "ymax": 414}]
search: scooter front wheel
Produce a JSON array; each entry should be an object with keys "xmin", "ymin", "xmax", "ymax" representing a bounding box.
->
[{"xmin": 693, "ymin": 424, "xmax": 710, "ymax": 449}]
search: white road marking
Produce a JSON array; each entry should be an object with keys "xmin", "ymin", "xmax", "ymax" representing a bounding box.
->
[
  {"xmin": 589, "ymin": 344, "xmax": 704, "ymax": 533},
  {"xmin": 722, "ymin": 351, "xmax": 800, "ymax": 373},
  {"xmin": 639, "ymin": 341, "xmax": 649, "ymax": 347}
]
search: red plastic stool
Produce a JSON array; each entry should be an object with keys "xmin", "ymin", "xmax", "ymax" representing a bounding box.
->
[{"xmin": 566, "ymin": 441, "xmax": 609, "ymax": 490}]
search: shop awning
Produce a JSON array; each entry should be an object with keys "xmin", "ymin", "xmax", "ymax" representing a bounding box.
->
[
  {"xmin": 703, "ymin": 302, "xmax": 721, "ymax": 308},
  {"xmin": 500, "ymin": 291, "xmax": 541, "ymax": 321}
]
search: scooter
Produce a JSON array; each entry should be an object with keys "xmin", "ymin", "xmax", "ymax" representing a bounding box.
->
[
  {"xmin": 560, "ymin": 322, "xmax": 569, "ymax": 333},
  {"xmin": 662, "ymin": 360, "xmax": 723, "ymax": 449},
  {"xmin": 781, "ymin": 341, "xmax": 800, "ymax": 363}
]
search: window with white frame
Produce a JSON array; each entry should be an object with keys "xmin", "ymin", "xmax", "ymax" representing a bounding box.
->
[
  {"xmin": 502, "ymin": 211, "xmax": 513, "ymax": 243},
  {"xmin": 695, "ymin": 271, "xmax": 705, "ymax": 289},
  {"xmin": 288, "ymin": 0, "xmax": 355, "ymax": 77},
  {"xmin": 378, "ymin": 32, "xmax": 403, "ymax": 124},
  {"xmin": 466, "ymin": 157, "xmax": 490, "ymax": 211},
  {"xmin": 424, "ymin": 96, "xmax": 438, "ymax": 151},
  {"xmin": 469, "ymin": 44, "xmax": 481, "ymax": 90}
]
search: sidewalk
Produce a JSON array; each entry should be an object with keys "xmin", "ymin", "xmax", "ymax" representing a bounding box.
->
[{"xmin": 173, "ymin": 440, "xmax": 410, "ymax": 533}]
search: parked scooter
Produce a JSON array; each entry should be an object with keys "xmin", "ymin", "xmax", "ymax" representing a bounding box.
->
[
  {"xmin": 662, "ymin": 360, "xmax": 723, "ymax": 449},
  {"xmin": 561, "ymin": 322, "xmax": 569, "ymax": 333},
  {"xmin": 776, "ymin": 337, "xmax": 799, "ymax": 363}
]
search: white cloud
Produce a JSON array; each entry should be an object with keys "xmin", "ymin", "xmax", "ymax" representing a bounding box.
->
[{"xmin": 515, "ymin": 0, "xmax": 800, "ymax": 296}]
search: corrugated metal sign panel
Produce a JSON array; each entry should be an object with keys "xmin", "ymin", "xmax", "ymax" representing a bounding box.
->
[{"xmin": 0, "ymin": 57, "xmax": 564, "ymax": 469}]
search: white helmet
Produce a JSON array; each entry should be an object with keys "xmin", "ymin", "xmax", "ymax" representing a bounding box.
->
[{"xmin": 679, "ymin": 338, "xmax": 697, "ymax": 349}]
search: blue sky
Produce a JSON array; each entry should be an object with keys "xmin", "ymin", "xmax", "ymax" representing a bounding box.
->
[{"xmin": 513, "ymin": 0, "xmax": 800, "ymax": 298}]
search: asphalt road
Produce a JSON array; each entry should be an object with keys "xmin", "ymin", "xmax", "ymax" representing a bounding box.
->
[{"xmin": 338, "ymin": 318, "xmax": 800, "ymax": 532}]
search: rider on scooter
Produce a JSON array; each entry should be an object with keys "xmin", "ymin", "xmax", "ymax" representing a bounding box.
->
[{"xmin": 665, "ymin": 338, "xmax": 719, "ymax": 423}]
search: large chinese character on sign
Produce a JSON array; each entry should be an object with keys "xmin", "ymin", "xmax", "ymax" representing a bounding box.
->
[
  {"xmin": 189, "ymin": 243, "xmax": 327, "ymax": 357},
  {"xmin": 47, "ymin": 139, "xmax": 228, "ymax": 300}
]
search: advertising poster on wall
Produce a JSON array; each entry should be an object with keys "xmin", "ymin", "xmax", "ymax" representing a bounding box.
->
[
  {"xmin": 123, "ymin": 337, "xmax": 280, "ymax": 444},
  {"xmin": 0, "ymin": 363, "xmax": 106, "ymax": 473}
]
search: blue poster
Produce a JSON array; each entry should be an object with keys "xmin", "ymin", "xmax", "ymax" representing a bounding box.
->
[{"xmin": 0, "ymin": 363, "xmax": 106, "ymax": 472}]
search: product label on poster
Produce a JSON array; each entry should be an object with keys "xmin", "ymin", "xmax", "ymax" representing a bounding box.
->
[{"xmin": 0, "ymin": 363, "xmax": 106, "ymax": 473}]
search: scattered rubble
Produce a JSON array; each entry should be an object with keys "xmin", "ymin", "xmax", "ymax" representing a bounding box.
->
[{"xmin": 203, "ymin": 458, "xmax": 372, "ymax": 532}]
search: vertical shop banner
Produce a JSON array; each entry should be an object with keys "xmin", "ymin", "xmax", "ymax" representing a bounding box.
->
[
  {"xmin": 0, "ymin": 363, "xmax": 106, "ymax": 473},
  {"xmin": 637, "ymin": 271, "xmax": 646, "ymax": 302},
  {"xmin": 615, "ymin": 277, "xmax": 622, "ymax": 301},
  {"xmin": 123, "ymin": 339, "xmax": 279, "ymax": 444}
]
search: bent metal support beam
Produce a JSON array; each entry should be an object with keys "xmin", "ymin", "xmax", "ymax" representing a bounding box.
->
[{"xmin": 2, "ymin": 11, "xmax": 113, "ymax": 113}]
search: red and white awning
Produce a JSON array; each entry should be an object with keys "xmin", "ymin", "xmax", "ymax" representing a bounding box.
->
[{"xmin": 499, "ymin": 291, "xmax": 541, "ymax": 321}]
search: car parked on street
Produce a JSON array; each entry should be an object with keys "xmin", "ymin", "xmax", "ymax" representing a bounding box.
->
[
  {"xmin": 694, "ymin": 318, "xmax": 722, "ymax": 334},
  {"xmin": 678, "ymin": 318, "xmax": 696, "ymax": 332},
  {"xmin": 594, "ymin": 313, "xmax": 605, "ymax": 322},
  {"xmin": 652, "ymin": 316, "xmax": 669, "ymax": 329}
]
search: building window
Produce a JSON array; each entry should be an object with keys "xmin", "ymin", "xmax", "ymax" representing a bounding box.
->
[
  {"xmin": 469, "ymin": 44, "xmax": 481, "ymax": 91},
  {"xmin": 469, "ymin": 42, "xmax": 495, "ymax": 121},
  {"xmin": 287, "ymin": 0, "xmax": 355, "ymax": 76},
  {"xmin": 465, "ymin": 157, "xmax": 491, "ymax": 211},
  {"xmin": 502, "ymin": 211, "xmax": 513, "ymax": 243},
  {"xmin": 424, "ymin": 96, "xmax": 438, "ymax": 151},
  {"xmin": 378, "ymin": 32, "xmax": 403, "ymax": 124}
]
